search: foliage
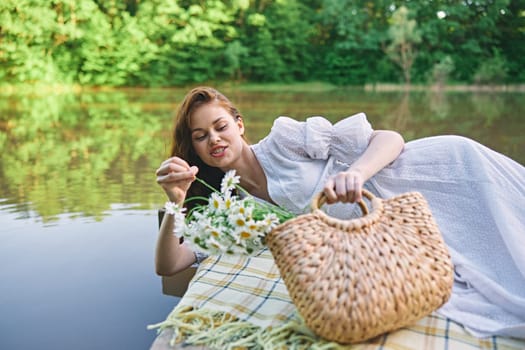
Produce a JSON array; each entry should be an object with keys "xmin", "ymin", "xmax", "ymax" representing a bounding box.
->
[
  {"xmin": 0, "ymin": 0, "xmax": 523, "ymax": 86},
  {"xmin": 385, "ymin": 6, "xmax": 421, "ymax": 84},
  {"xmin": 473, "ymin": 49, "xmax": 508, "ymax": 84},
  {"xmin": 314, "ymin": 0, "xmax": 393, "ymax": 85},
  {"xmin": 430, "ymin": 56, "xmax": 455, "ymax": 86}
]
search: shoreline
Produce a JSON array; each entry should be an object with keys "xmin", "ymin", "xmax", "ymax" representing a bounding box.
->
[
  {"xmin": 364, "ymin": 83, "xmax": 525, "ymax": 92},
  {"xmin": 1, "ymin": 82, "xmax": 525, "ymax": 95}
]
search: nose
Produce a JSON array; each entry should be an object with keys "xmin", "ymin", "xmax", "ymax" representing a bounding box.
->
[{"xmin": 209, "ymin": 130, "xmax": 221, "ymax": 144}]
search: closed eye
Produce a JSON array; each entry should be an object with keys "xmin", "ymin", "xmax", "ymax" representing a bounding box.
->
[
  {"xmin": 191, "ymin": 119, "xmax": 230, "ymax": 142},
  {"xmin": 193, "ymin": 133, "xmax": 207, "ymax": 142}
]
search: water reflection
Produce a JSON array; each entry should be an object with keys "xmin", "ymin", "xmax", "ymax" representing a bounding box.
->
[
  {"xmin": 0, "ymin": 87, "xmax": 523, "ymax": 349},
  {"xmin": 1, "ymin": 88, "xmax": 524, "ymax": 221},
  {"xmin": 0, "ymin": 91, "xmax": 173, "ymax": 222}
]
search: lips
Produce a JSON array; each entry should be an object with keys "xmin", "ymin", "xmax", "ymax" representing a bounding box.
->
[{"xmin": 210, "ymin": 146, "xmax": 227, "ymax": 157}]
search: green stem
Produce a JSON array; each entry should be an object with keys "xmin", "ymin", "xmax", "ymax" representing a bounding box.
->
[
  {"xmin": 194, "ymin": 177, "xmax": 219, "ymax": 193},
  {"xmin": 234, "ymin": 183, "xmax": 295, "ymax": 221},
  {"xmin": 190, "ymin": 176, "xmax": 295, "ymax": 223},
  {"xmin": 183, "ymin": 196, "xmax": 209, "ymax": 205}
]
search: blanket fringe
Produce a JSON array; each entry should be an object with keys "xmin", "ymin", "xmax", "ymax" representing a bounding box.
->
[{"xmin": 147, "ymin": 305, "xmax": 352, "ymax": 349}]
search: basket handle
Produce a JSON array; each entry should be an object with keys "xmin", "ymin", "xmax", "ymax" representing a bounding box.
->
[{"xmin": 311, "ymin": 190, "xmax": 375, "ymax": 216}]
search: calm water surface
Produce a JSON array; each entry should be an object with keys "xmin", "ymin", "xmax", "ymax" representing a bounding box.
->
[{"xmin": 0, "ymin": 86, "xmax": 523, "ymax": 350}]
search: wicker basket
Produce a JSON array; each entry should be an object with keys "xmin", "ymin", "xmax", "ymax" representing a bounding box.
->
[{"xmin": 266, "ymin": 190, "xmax": 454, "ymax": 344}]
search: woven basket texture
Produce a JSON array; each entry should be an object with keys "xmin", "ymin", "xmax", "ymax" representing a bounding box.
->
[{"xmin": 266, "ymin": 190, "xmax": 454, "ymax": 344}]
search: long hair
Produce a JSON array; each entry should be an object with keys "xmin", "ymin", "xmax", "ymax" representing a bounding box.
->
[{"xmin": 170, "ymin": 86, "xmax": 246, "ymax": 209}]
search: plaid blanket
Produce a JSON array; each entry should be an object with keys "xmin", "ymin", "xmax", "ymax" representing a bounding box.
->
[
  {"xmin": 150, "ymin": 249, "xmax": 525, "ymax": 350},
  {"xmin": 176, "ymin": 248, "xmax": 295, "ymax": 327}
]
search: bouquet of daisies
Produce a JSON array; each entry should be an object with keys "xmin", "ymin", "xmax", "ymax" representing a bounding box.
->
[{"xmin": 167, "ymin": 170, "xmax": 295, "ymax": 256}]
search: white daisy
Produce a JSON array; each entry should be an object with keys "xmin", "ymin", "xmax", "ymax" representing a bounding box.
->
[
  {"xmin": 180, "ymin": 171, "xmax": 295, "ymax": 256},
  {"xmin": 165, "ymin": 202, "xmax": 187, "ymax": 237},
  {"xmin": 220, "ymin": 169, "xmax": 240, "ymax": 194},
  {"xmin": 209, "ymin": 192, "xmax": 223, "ymax": 212}
]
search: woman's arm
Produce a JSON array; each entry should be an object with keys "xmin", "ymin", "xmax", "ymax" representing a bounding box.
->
[
  {"xmin": 155, "ymin": 212, "xmax": 196, "ymax": 276},
  {"xmin": 324, "ymin": 130, "xmax": 404, "ymax": 203},
  {"xmin": 155, "ymin": 156, "xmax": 200, "ymax": 276}
]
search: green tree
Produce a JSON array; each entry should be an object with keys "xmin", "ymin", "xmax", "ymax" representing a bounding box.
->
[
  {"xmin": 0, "ymin": 0, "xmax": 523, "ymax": 86},
  {"xmin": 239, "ymin": 0, "xmax": 315, "ymax": 82},
  {"xmin": 431, "ymin": 55, "xmax": 455, "ymax": 87},
  {"xmin": 385, "ymin": 5, "xmax": 421, "ymax": 85},
  {"xmin": 494, "ymin": 0, "xmax": 525, "ymax": 82},
  {"xmin": 0, "ymin": 0, "xmax": 60, "ymax": 83},
  {"xmin": 315, "ymin": 0, "xmax": 394, "ymax": 85},
  {"xmin": 473, "ymin": 49, "xmax": 508, "ymax": 84},
  {"xmin": 133, "ymin": 0, "xmax": 242, "ymax": 85},
  {"xmin": 408, "ymin": 0, "xmax": 515, "ymax": 83}
]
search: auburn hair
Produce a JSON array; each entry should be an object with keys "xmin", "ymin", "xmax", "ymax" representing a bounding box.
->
[{"xmin": 170, "ymin": 86, "xmax": 245, "ymax": 209}]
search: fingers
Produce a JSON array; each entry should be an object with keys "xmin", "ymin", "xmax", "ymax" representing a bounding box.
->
[
  {"xmin": 353, "ymin": 178, "xmax": 363, "ymax": 203},
  {"xmin": 156, "ymin": 157, "xmax": 190, "ymax": 176},
  {"xmin": 156, "ymin": 171, "xmax": 195, "ymax": 184},
  {"xmin": 189, "ymin": 166, "xmax": 199, "ymax": 176},
  {"xmin": 323, "ymin": 178, "xmax": 338, "ymax": 204},
  {"xmin": 155, "ymin": 157, "xmax": 198, "ymax": 184},
  {"xmin": 156, "ymin": 168, "xmax": 196, "ymax": 184},
  {"xmin": 323, "ymin": 170, "xmax": 364, "ymax": 204}
]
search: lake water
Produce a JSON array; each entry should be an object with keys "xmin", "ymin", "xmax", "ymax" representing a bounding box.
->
[{"xmin": 0, "ymin": 86, "xmax": 523, "ymax": 350}]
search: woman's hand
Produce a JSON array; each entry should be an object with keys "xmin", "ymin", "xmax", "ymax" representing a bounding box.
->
[
  {"xmin": 323, "ymin": 169, "xmax": 365, "ymax": 204},
  {"xmin": 322, "ymin": 130, "xmax": 404, "ymax": 205},
  {"xmin": 155, "ymin": 157, "xmax": 198, "ymax": 204}
]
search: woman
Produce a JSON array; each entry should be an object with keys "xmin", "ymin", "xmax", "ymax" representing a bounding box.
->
[{"xmin": 155, "ymin": 86, "xmax": 525, "ymax": 339}]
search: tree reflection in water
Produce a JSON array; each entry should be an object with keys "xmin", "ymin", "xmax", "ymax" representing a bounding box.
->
[{"xmin": 0, "ymin": 87, "xmax": 523, "ymax": 222}]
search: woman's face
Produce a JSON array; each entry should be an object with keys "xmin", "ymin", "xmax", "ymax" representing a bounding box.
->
[{"xmin": 190, "ymin": 102, "xmax": 246, "ymax": 171}]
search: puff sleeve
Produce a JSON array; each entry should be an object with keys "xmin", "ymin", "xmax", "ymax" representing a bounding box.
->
[
  {"xmin": 252, "ymin": 113, "xmax": 374, "ymax": 214},
  {"xmin": 266, "ymin": 113, "xmax": 374, "ymax": 165}
]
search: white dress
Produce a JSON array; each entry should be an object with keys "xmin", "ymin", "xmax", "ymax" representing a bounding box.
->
[{"xmin": 251, "ymin": 113, "xmax": 525, "ymax": 339}]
